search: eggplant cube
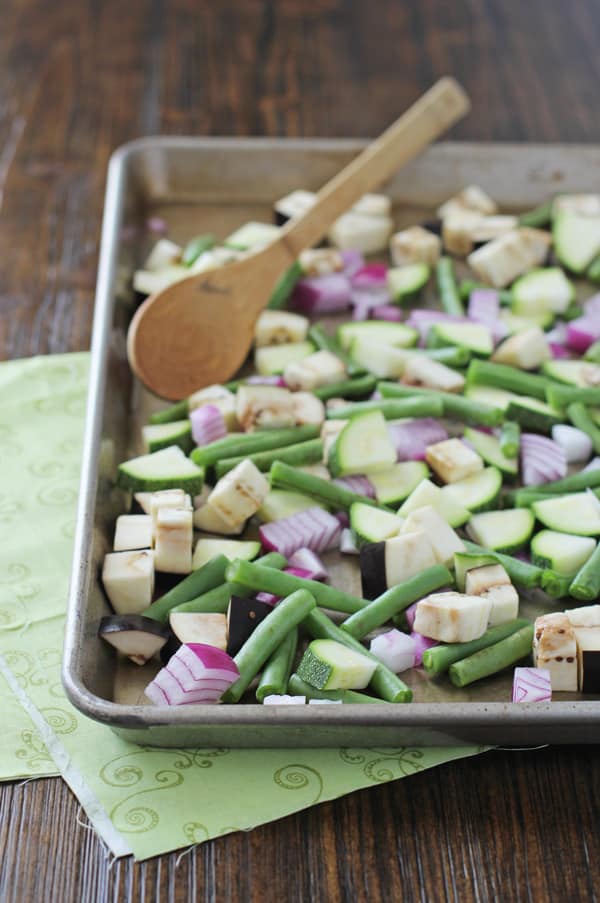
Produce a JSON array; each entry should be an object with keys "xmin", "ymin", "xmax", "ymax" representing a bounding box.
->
[
  {"xmin": 236, "ymin": 385, "xmax": 296, "ymax": 431},
  {"xmin": 193, "ymin": 503, "xmax": 244, "ymax": 536},
  {"xmin": 226, "ymin": 596, "xmax": 274, "ymax": 656},
  {"xmin": 102, "ymin": 550, "xmax": 155, "ymax": 615},
  {"xmin": 284, "ymin": 350, "xmax": 346, "ymax": 392},
  {"xmin": 390, "ymin": 226, "xmax": 441, "ymax": 267},
  {"xmin": 98, "ymin": 614, "xmax": 170, "ymax": 665},
  {"xmin": 425, "ymin": 438, "xmax": 484, "ymax": 484},
  {"xmin": 150, "ymin": 489, "xmax": 191, "ymax": 531},
  {"xmin": 492, "ymin": 327, "xmax": 551, "ymax": 370},
  {"xmin": 169, "ymin": 612, "xmax": 227, "ymax": 650},
  {"xmin": 207, "ymin": 459, "xmax": 269, "ymax": 528},
  {"xmin": 292, "ymin": 392, "xmax": 325, "ymax": 426},
  {"xmin": 154, "ymin": 507, "xmax": 193, "ymax": 574},
  {"xmin": 328, "ymin": 212, "xmax": 393, "ymax": 255},
  {"xmin": 113, "ymin": 514, "xmax": 153, "ymax": 551},
  {"xmin": 465, "ymin": 564, "xmax": 511, "ymax": 596},
  {"xmin": 573, "ymin": 628, "xmax": 600, "ymax": 693},
  {"xmin": 565, "ymin": 605, "xmax": 600, "ymax": 628},
  {"xmin": 299, "ymin": 248, "xmax": 344, "ymax": 276},
  {"xmin": 402, "ymin": 356, "xmax": 465, "ymax": 393},
  {"xmin": 401, "ymin": 506, "xmax": 465, "ymax": 566},
  {"xmin": 437, "ymin": 185, "xmax": 497, "ymax": 220},
  {"xmin": 254, "ymin": 310, "xmax": 309, "ymax": 347},
  {"xmin": 533, "ymin": 613, "xmax": 578, "ymax": 692},
  {"xmin": 467, "ymin": 228, "xmax": 551, "ymax": 289},
  {"xmin": 482, "ymin": 583, "xmax": 520, "ymax": 627},
  {"xmin": 414, "ymin": 592, "xmax": 492, "ymax": 643}
]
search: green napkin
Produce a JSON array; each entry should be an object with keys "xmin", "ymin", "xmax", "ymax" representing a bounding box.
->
[{"xmin": 0, "ymin": 353, "xmax": 486, "ymax": 860}]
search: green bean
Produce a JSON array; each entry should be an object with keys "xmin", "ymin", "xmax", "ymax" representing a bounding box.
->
[
  {"xmin": 448, "ymin": 624, "xmax": 534, "ymax": 687},
  {"xmin": 587, "ymin": 254, "xmax": 600, "ymax": 284},
  {"xmin": 466, "ymin": 359, "xmax": 549, "ymax": 401},
  {"xmin": 509, "ymin": 468, "xmax": 600, "ymax": 502},
  {"xmin": 142, "ymin": 555, "xmax": 230, "ymax": 622},
  {"xmin": 458, "ymin": 279, "xmax": 512, "ymax": 305},
  {"xmin": 377, "ymin": 382, "xmax": 504, "ymax": 427},
  {"xmin": 170, "ymin": 552, "xmax": 287, "ymax": 615},
  {"xmin": 567, "ymin": 402, "xmax": 600, "ymax": 454},
  {"xmin": 225, "ymin": 559, "xmax": 368, "ymax": 615},
  {"xmin": 563, "ymin": 303, "xmax": 584, "ymax": 322},
  {"xmin": 463, "ymin": 541, "xmax": 543, "ymax": 588},
  {"xmin": 422, "ymin": 618, "xmax": 531, "ymax": 674},
  {"xmin": 181, "ymin": 234, "xmax": 215, "ymax": 267},
  {"xmin": 500, "ymin": 420, "xmax": 521, "ymax": 459},
  {"xmin": 287, "ymin": 674, "xmax": 385, "ymax": 704},
  {"xmin": 267, "ymin": 261, "xmax": 303, "ymax": 310},
  {"xmin": 314, "ymin": 374, "xmax": 376, "ymax": 401},
  {"xmin": 324, "ymin": 397, "xmax": 444, "ymax": 422},
  {"xmin": 541, "ymin": 570, "xmax": 573, "ymax": 599},
  {"xmin": 425, "ymin": 346, "xmax": 472, "ymax": 368},
  {"xmin": 191, "ymin": 426, "xmax": 319, "ymax": 468},
  {"xmin": 507, "ymin": 488, "xmax": 564, "ymax": 508},
  {"xmin": 341, "ymin": 564, "xmax": 453, "ymax": 639},
  {"xmin": 584, "ymin": 341, "xmax": 600, "ymax": 364},
  {"xmin": 256, "ymin": 628, "xmax": 298, "ymax": 702},
  {"xmin": 308, "ymin": 323, "xmax": 363, "ymax": 375},
  {"xmin": 546, "ymin": 384, "xmax": 600, "ymax": 410},
  {"xmin": 518, "ymin": 199, "xmax": 553, "ymax": 228},
  {"xmin": 569, "ymin": 544, "xmax": 600, "ymax": 601},
  {"xmin": 214, "ymin": 439, "xmax": 323, "ymax": 479},
  {"xmin": 270, "ymin": 460, "xmax": 382, "ymax": 512},
  {"xmin": 436, "ymin": 257, "xmax": 464, "ymax": 316},
  {"xmin": 302, "ymin": 608, "xmax": 412, "ymax": 703},
  {"xmin": 222, "ymin": 590, "xmax": 316, "ymax": 703},
  {"xmin": 149, "ymin": 399, "xmax": 189, "ymax": 425}
]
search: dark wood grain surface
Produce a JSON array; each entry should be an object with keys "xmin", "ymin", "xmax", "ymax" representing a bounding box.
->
[{"xmin": 2, "ymin": 0, "xmax": 600, "ymax": 899}]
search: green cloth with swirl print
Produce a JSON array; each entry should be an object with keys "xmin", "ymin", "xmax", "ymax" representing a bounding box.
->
[{"xmin": 0, "ymin": 353, "xmax": 486, "ymax": 860}]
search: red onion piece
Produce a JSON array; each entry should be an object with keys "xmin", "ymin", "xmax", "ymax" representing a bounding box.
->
[
  {"xmin": 512, "ymin": 667, "xmax": 551, "ymax": 703},
  {"xmin": 284, "ymin": 567, "xmax": 314, "ymax": 579},
  {"xmin": 406, "ymin": 309, "xmax": 470, "ymax": 340},
  {"xmin": 190, "ymin": 404, "xmax": 227, "ymax": 446},
  {"xmin": 549, "ymin": 343, "xmax": 570, "ymax": 359},
  {"xmin": 520, "ymin": 433, "xmax": 567, "ymax": 486},
  {"xmin": 245, "ymin": 374, "xmax": 288, "ymax": 387},
  {"xmin": 410, "ymin": 631, "xmax": 438, "ymax": 667},
  {"xmin": 552, "ymin": 424, "xmax": 593, "ymax": 463},
  {"xmin": 467, "ymin": 288, "xmax": 507, "ymax": 343},
  {"xmin": 371, "ymin": 304, "xmax": 403, "ymax": 321},
  {"xmin": 405, "ymin": 602, "xmax": 418, "ymax": 631},
  {"xmin": 290, "ymin": 273, "xmax": 351, "ymax": 314},
  {"xmin": 388, "ymin": 418, "xmax": 449, "ymax": 461},
  {"xmin": 583, "ymin": 456, "xmax": 600, "ymax": 473},
  {"xmin": 335, "ymin": 511, "xmax": 350, "ymax": 528},
  {"xmin": 566, "ymin": 316, "xmax": 600, "ymax": 354},
  {"xmin": 351, "ymin": 263, "xmax": 388, "ymax": 289},
  {"xmin": 370, "ymin": 629, "xmax": 415, "ymax": 673},
  {"xmin": 332, "ymin": 474, "xmax": 376, "ymax": 498},
  {"xmin": 584, "ymin": 293, "xmax": 600, "ymax": 316},
  {"xmin": 259, "ymin": 506, "xmax": 342, "ymax": 557},
  {"xmin": 256, "ymin": 591, "xmax": 279, "ymax": 606},
  {"xmin": 288, "ymin": 548, "xmax": 329, "ymax": 581},
  {"xmin": 341, "ymin": 249, "xmax": 365, "ymax": 278},
  {"xmin": 340, "ymin": 528, "xmax": 359, "ymax": 555},
  {"xmin": 145, "ymin": 643, "xmax": 239, "ymax": 706}
]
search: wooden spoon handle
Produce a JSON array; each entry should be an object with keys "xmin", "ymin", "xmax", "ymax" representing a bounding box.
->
[{"xmin": 278, "ymin": 77, "xmax": 470, "ymax": 261}]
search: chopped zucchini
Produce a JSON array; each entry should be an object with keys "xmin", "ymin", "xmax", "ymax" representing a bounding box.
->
[
  {"xmin": 427, "ymin": 322, "xmax": 493, "ymax": 357},
  {"xmin": 257, "ymin": 489, "xmax": 325, "ymax": 522},
  {"xmin": 336, "ymin": 321, "xmax": 418, "ymax": 352},
  {"xmin": 511, "ymin": 267, "xmax": 574, "ymax": 315},
  {"xmin": 541, "ymin": 359, "xmax": 600, "ymax": 388},
  {"xmin": 441, "ymin": 467, "xmax": 503, "ymax": 513},
  {"xmin": 532, "ymin": 493, "xmax": 600, "ymax": 536},
  {"xmin": 531, "ymin": 530, "xmax": 596, "ymax": 575},
  {"xmin": 367, "ymin": 461, "xmax": 429, "ymax": 506},
  {"xmin": 297, "ymin": 639, "xmax": 376, "ymax": 690},
  {"xmin": 117, "ymin": 446, "xmax": 205, "ymax": 495},
  {"xmin": 505, "ymin": 396, "xmax": 562, "ymax": 433},
  {"xmin": 463, "ymin": 428, "xmax": 519, "ymax": 476},
  {"xmin": 254, "ymin": 341, "xmax": 314, "ymax": 376},
  {"xmin": 349, "ymin": 502, "xmax": 404, "ymax": 543},
  {"xmin": 328, "ymin": 410, "xmax": 396, "ymax": 477},
  {"xmin": 141, "ymin": 420, "xmax": 194, "ymax": 455},
  {"xmin": 553, "ymin": 209, "xmax": 600, "ymax": 273},
  {"xmin": 397, "ymin": 479, "xmax": 470, "ymax": 528},
  {"xmin": 192, "ymin": 539, "xmax": 261, "ymax": 570},
  {"xmin": 499, "ymin": 310, "xmax": 555, "ymax": 334},
  {"xmin": 387, "ymin": 263, "xmax": 430, "ymax": 302},
  {"xmin": 466, "ymin": 508, "xmax": 535, "ymax": 553}
]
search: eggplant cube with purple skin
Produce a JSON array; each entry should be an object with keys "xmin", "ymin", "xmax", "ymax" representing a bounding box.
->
[
  {"xmin": 565, "ymin": 605, "xmax": 600, "ymax": 692},
  {"xmin": 533, "ymin": 613, "xmax": 578, "ymax": 692}
]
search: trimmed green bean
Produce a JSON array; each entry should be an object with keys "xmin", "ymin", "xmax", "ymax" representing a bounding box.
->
[
  {"xmin": 302, "ymin": 608, "xmax": 412, "ymax": 703},
  {"xmin": 324, "ymin": 397, "xmax": 444, "ymax": 422},
  {"xmin": 149, "ymin": 399, "xmax": 189, "ymax": 425},
  {"xmin": 463, "ymin": 541, "xmax": 543, "ymax": 588},
  {"xmin": 256, "ymin": 628, "xmax": 298, "ymax": 702},
  {"xmin": 377, "ymin": 382, "xmax": 504, "ymax": 427},
  {"xmin": 308, "ymin": 323, "xmax": 363, "ymax": 376},
  {"xmin": 225, "ymin": 559, "xmax": 368, "ymax": 615},
  {"xmin": 466, "ymin": 359, "xmax": 549, "ymax": 401},
  {"xmin": 541, "ymin": 570, "xmax": 573, "ymax": 599},
  {"xmin": 223, "ymin": 589, "xmax": 316, "ymax": 703},
  {"xmin": 142, "ymin": 555, "xmax": 230, "ymax": 622},
  {"xmin": 546, "ymin": 384, "xmax": 600, "ymax": 410},
  {"xmin": 584, "ymin": 341, "xmax": 600, "ymax": 364},
  {"xmin": 191, "ymin": 426, "xmax": 319, "ymax": 468},
  {"xmin": 181, "ymin": 234, "xmax": 215, "ymax": 267},
  {"xmin": 569, "ymin": 544, "xmax": 600, "ymax": 601},
  {"xmin": 500, "ymin": 420, "xmax": 520, "ymax": 459},
  {"xmin": 518, "ymin": 199, "xmax": 553, "ymax": 228},
  {"xmin": 509, "ymin": 468, "xmax": 600, "ymax": 502},
  {"xmin": 270, "ymin": 460, "xmax": 382, "ymax": 512},
  {"xmin": 422, "ymin": 618, "xmax": 531, "ymax": 675},
  {"xmin": 448, "ymin": 624, "xmax": 534, "ymax": 687},
  {"xmin": 314, "ymin": 374, "xmax": 376, "ymax": 401},
  {"xmin": 267, "ymin": 261, "xmax": 303, "ymax": 310},
  {"xmin": 567, "ymin": 402, "xmax": 600, "ymax": 454},
  {"xmin": 341, "ymin": 564, "xmax": 453, "ymax": 639},
  {"xmin": 287, "ymin": 673, "xmax": 385, "ymax": 704},
  {"xmin": 563, "ymin": 303, "xmax": 584, "ymax": 322},
  {"xmin": 170, "ymin": 552, "xmax": 287, "ymax": 615},
  {"xmin": 426, "ymin": 346, "xmax": 472, "ymax": 368},
  {"xmin": 214, "ymin": 439, "xmax": 323, "ymax": 479},
  {"xmin": 436, "ymin": 256, "xmax": 464, "ymax": 316},
  {"xmin": 587, "ymin": 254, "xmax": 600, "ymax": 284}
]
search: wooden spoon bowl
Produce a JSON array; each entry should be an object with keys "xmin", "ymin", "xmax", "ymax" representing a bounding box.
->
[{"xmin": 127, "ymin": 78, "xmax": 470, "ymax": 400}]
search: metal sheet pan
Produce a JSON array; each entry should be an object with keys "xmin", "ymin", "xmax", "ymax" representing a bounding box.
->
[{"xmin": 63, "ymin": 137, "xmax": 600, "ymax": 746}]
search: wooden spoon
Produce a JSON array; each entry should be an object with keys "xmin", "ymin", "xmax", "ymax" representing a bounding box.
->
[{"xmin": 127, "ymin": 77, "xmax": 470, "ymax": 399}]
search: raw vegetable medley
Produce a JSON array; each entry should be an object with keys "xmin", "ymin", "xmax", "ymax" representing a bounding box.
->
[{"xmin": 100, "ymin": 185, "xmax": 600, "ymax": 707}]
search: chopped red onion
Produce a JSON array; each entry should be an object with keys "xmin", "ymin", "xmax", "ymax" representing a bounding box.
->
[
  {"xmin": 520, "ymin": 433, "xmax": 567, "ymax": 486},
  {"xmin": 259, "ymin": 506, "xmax": 342, "ymax": 557},
  {"xmin": 336, "ymin": 511, "xmax": 350, "ymax": 528},
  {"xmin": 256, "ymin": 591, "xmax": 279, "ymax": 606},
  {"xmin": 566, "ymin": 316, "xmax": 600, "ymax": 354},
  {"xmin": 288, "ymin": 548, "xmax": 329, "ymax": 581},
  {"xmin": 388, "ymin": 418, "xmax": 449, "ymax": 461},
  {"xmin": 340, "ymin": 528, "xmax": 359, "ymax": 555},
  {"xmin": 369, "ymin": 629, "xmax": 415, "ymax": 673},
  {"xmin": 583, "ymin": 456, "xmax": 600, "ymax": 473},
  {"xmin": 245, "ymin": 374, "xmax": 288, "ymax": 387},
  {"xmin": 406, "ymin": 309, "xmax": 469, "ymax": 340},
  {"xmin": 351, "ymin": 263, "xmax": 388, "ymax": 289},
  {"xmin": 371, "ymin": 304, "xmax": 403, "ymax": 321},
  {"xmin": 290, "ymin": 273, "xmax": 351, "ymax": 314},
  {"xmin": 410, "ymin": 631, "xmax": 438, "ymax": 667},
  {"xmin": 284, "ymin": 566, "xmax": 314, "ymax": 579},
  {"xmin": 549, "ymin": 343, "xmax": 570, "ymax": 359},
  {"xmin": 546, "ymin": 323, "xmax": 567, "ymax": 345},
  {"xmin": 552, "ymin": 424, "xmax": 593, "ymax": 463},
  {"xmin": 512, "ymin": 667, "xmax": 551, "ymax": 703},
  {"xmin": 263, "ymin": 694, "xmax": 306, "ymax": 705},
  {"xmin": 145, "ymin": 216, "xmax": 168, "ymax": 235},
  {"xmin": 467, "ymin": 288, "xmax": 507, "ymax": 343},
  {"xmin": 332, "ymin": 474, "xmax": 375, "ymax": 498},
  {"xmin": 405, "ymin": 602, "xmax": 418, "ymax": 631},
  {"xmin": 584, "ymin": 293, "xmax": 600, "ymax": 316},
  {"xmin": 190, "ymin": 404, "xmax": 227, "ymax": 446},
  {"xmin": 341, "ymin": 249, "xmax": 365, "ymax": 278},
  {"xmin": 144, "ymin": 643, "xmax": 239, "ymax": 706}
]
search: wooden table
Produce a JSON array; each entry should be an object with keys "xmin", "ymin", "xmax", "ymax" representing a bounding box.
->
[{"xmin": 2, "ymin": 1, "xmax": 600, "ymax": 898}]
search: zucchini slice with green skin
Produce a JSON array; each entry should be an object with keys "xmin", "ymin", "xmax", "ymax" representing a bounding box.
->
[
  {"xmin": 349, "ymin": 502, "xmax": 404, "ymax": 543},
  {"xmin": 499, "ymin": 310, "xmax": 555, "ymax": 334},
  {"xmin": 257, "ymin": 489, "xmax": 325, "ymax": 522},
  {"xmin": 464, "ymin": 385, "xmax": 519, "ymax": 412},
  {"xmin": 387, "ymin": 263, "xmax": 430, "ymax": 302},
  {"xmin": 505, "ymin": 396, "xmax": 562, "ymax": 433},
  {"xmin": 254, "ymin": 341, "xmax": 314, "ymax": 376},
  {"xmin": 427, "ymin": 321, "xmax": 493, "ymax": 357},
  {"xmin": 454, "ymin": 551, "xmax": 499, "ymax": 592},
  {"xmin": 117, "ymin": 446, "xmax": 205, "ymax": 494},
  {"xmin": 397, "ymin": 479, "xmax": 470, "ymax": 528},
  {"xmin": 336, "ymin": 321, "xmax": 418, "ymax": 352},
  {"xmin": 530, "ymin": 530, "xmax": 596, "ymax": 575},
  {"xmin": 553, "ymin": 209, "xmax": 600, "ymax": 273},
  {"xmin": 466, "ymin": 508, "xmax": 535, "ymax": 553},
  {"xmin": 142, "ymin": 420, "xmax": 194, "ymax": 455},
  {"xmin": 463, "ymin": 428, "xmax": 519, "ymax": 476},
  {"xmin": 541, "ymin": 359, "xmax": 600, "ymax": 388},
  {"xmin": 192, "ymin": 539, "xmax": 261, "ymax": 570},
  {"xmin": 328, "ymin": 410, "xmax": 396, "ymax": 477},
  {"xmin": 532, "ymin": 493, "xmax": 600, "ymax": 537},
  {"xmin": 511, "ymin": 267, "xmax": 575, "ymax": 315},
  {"xmin": 441, "ymin": 467, "xmax": 503, "ymax": 513},
  {"xmin": 367, "ymin": 461, "xmax": 429, "ymax": 506},
  {"xmin": 297, "ymin": 639, "xmax": 376, "ymax": 690}
]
